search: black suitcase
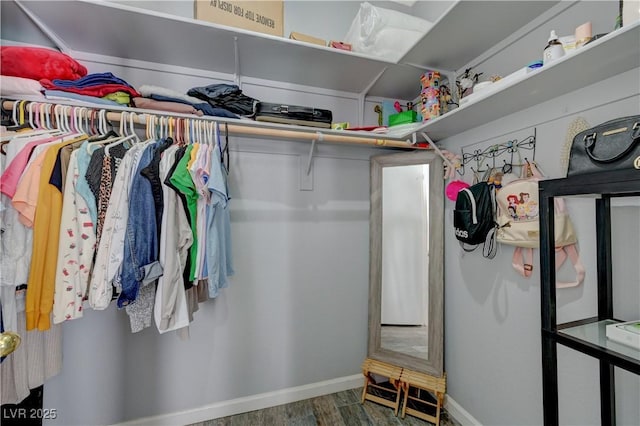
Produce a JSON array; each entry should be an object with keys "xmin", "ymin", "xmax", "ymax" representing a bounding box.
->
[{"xmin": 255, "ymin": 103, "xmax": 332, "ymax": 128}]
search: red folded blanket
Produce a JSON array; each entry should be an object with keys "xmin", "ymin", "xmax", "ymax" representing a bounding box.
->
[{"xmin": 1, "ymin": 46, "xmax": 87, "ymax": 81}]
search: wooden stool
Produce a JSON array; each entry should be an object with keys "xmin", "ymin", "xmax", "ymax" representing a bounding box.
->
[
  {"xmin": 400, "ymin": 369, "xmax": 446, "ymax": 424},
  {"xmin": 360, "ymin": 358, "xmax": 403, "ymax": 416}
]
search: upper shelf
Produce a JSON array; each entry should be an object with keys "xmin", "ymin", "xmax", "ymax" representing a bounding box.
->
[
  {"xmin": 5, "ymin": 0, "xmax": 395, "ymax": 94},
  {"xmin": 399, "ymin": 21, "xmax": 640, "ymax": 141},
  {"xmin": 400, "ymin": 1, "xmax": 559, "ymax": 72},
  {"xmin": 2, "ymin": 0, "xmax": 559, "ymax": 100},
  {"xmin": 4, "ymin": 0, "xmax": 635, "ymax": 145}
]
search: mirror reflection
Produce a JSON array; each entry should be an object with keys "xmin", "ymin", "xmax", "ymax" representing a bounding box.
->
[
  {"xmin": 368, "ymin": 150, "xmax": 443, "ymax": 377},
  {"xmin": 381, "ymin": 164, "xmax": 430, "ymax": 360}
]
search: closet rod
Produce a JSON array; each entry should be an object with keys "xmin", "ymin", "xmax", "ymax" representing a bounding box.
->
[{"xmin": 2, "ymin": 100, "xmax": 422, "ymax": 150}]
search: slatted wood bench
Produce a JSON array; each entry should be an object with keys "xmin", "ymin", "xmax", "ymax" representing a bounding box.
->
[
  {"xmin": 361, "ymin": 358, "xmax": 404, "ymax": 415},
  {"xmin": 400, "ymin": 368, "xmax": 446, "ymax": 424}
]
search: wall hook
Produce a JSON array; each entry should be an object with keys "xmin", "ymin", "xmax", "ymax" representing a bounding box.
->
[{"xmin": 460, "ymin": 130, "xmax": 537, "ymax": 176}]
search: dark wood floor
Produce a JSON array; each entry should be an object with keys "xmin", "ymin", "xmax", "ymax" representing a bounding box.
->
[{"xmin": 188, "ymin": 387, "xmax": 459, "ymax": 426}]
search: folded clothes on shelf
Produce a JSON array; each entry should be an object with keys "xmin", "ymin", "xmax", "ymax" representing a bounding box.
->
[
  {"xmin": 138, "ymin": 85, "xmax": 203, "ymax": 104},
  {"xmin": 41, "ymin": 79, "xmax": 141, "ymax": 98},
  {"xmin": 138, "ymin": 85, "xmax": 239, "ymax": 118},
  {"xmin": 44, "ymin": 90, "xmax": 123, "ymax": 107},
  {"xmin": 148, "ymin": 94, "xmax": 237, "ymax": 119},
  {"xmin": 49, "ymin": 72, "xmax": 133, "ymax": 89},
  {"xmin": 187, "ymin": 84, "xmax": 258, "ymax": 117},
  {"xmin": 0, "ymin": 75, "xmax": 44, "ymax": 97},
  {"xmin": 40, "ymin": 72, "xmax": 141, "ymax": 98},
  {"xmin": 132, "ymin": 97, "xmax": 203, "ymax": 116},
  {"xmin": 102, "ymin": 91, "xmax": 131, "ymax": 105}
]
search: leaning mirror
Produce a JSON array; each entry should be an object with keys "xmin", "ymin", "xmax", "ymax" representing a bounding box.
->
[{"xmin": 368, "ymin": 150, "xmax": 444, "ymax": 377}]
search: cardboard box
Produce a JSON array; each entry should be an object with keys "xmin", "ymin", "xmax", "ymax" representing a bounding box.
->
[
  {"xmin": 194, "ymin": 1, "xmax": 283, "ymax": 37},
  {"xmin": 289, "ymin": 32, "xmax": 326, "ymax": 47}
]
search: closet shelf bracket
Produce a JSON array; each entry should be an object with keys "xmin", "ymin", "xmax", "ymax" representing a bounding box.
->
[
  {"xmin": 306, "ymin": 132, "xmax": 322, "ymax": 175},
  {"xmin": 299, "ymin": 132, "xmax": 321, "ymax": 191},
  {"xmin": 358, "ymin": 67, "xmax": 388, "ymax": 127},
  {"xmin": 419, "ymin": 131, "xmax": 455, "ymax": 173},
  {"xmin": 233, "ymin": 36, "xmax": 241, "ymax": 87},
  {"xmin": 14, "ymin": 0, "xmax": 70, "ymax": 53}
]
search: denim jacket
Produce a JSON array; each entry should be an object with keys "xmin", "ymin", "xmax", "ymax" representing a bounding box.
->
[{"xmin": 117, "ymin": 142, "xmax": 163, "ymax": 308}]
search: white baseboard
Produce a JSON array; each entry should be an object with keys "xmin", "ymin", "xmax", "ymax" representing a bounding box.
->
[
  {"xmin": 112, "ymin": 374, "xmax": 481, "ymax": 426},
  {"xmin": 444, "ymin": 394, "xmax": 483, "ymax": 426},
  {"xmin": 112, "ymin": 374, "xmax": 364, "ymax": 426}
]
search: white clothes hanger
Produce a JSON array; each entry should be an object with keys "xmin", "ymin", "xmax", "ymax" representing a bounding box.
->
[
  {"xmin": 99, "ymin": 109, "xmax": 109, "ymax": 135},
  {"xmin": 28, "ymin": 102, "xmax": 37, "ymax": 129},
  {"xmin": 207, "ymin": 121, "xmax": 213, "ymax": 146},
  {"xmin": 25, "ymin": 102, "xmax": 58, "ymax": 136},
  {"xmin": 145, "ymin": 114, "xmax": 154, "ymax": 140},
  {"xmin": 197, "ymin": 120, "xmax": 203, "ymax": 145},
  {"xmin": 106, "ymin": 111, "xmax": 138, "ymax": 154},
  {"xmin": 11, "ymin": 99, "xmax": 20, "ymax": 126}
]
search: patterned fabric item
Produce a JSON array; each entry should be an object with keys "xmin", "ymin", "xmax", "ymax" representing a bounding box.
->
[
  {"xmin": 96, "ymin": 155, "xmax": 112, "ymax": 242},
  {"xmin": 53, "ymin": 150, "xmax": 96, "ymax": 323},
  {"xmin": 125, "ymin": 284, "xmax": 155, "ymax": 333}
]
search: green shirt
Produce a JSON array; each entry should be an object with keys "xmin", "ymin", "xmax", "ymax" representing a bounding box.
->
[{"xmin": 169, "ymin": 145, "xmax": 199, "ymax": 282}]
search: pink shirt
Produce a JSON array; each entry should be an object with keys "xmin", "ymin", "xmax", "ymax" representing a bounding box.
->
[
  {"xmin": 1, "ymin": 135, "xmax": 60, "ymax": 198},
  {"xmin": 12, "ymin": 143, "xmax": 57, "ymax": 228}
]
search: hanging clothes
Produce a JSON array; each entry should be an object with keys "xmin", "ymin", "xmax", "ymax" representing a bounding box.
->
[
  {"xmin": 89, "ymin": 142, "xmax": 148, "ymax": 310},
  {"xmin": 53, "ymin": 148, "xmax": 96, "ymax": 323},
  {"xmin": 123, "ymin": 137, "xmax": 173, "ymax": 333},
  {"xmin": 2, "ymin": 101, "xmax": 236, "ymax": 338},
  {"xmin": 154, "ymin": 144, "xmax": 192, "ymax": 333},
  {"xmin": 169, "ymin": 144, "xmax": 199, "ymax": 284},
  {"xmin": 163, "ymin": 146, "xmax": 194, "ymax": 291},
  {"xmin": 1, "ymin": 132, "xmax": 59, "ymax": 332},
  {"xmin": 206, "ymin": 133, "xmax": 234, "ymax": 298},
  {"xmin": 26, "ymin": 135, "xmax": 88, "ymax": 331},
  {"xmin": 191, "ymin": 143, "xmax": 211, "ymax": 281},
  {"xmin": 117, "ymin": 141, "xmax": 163, "ymax": 309},
  {"xmin": 0, "ymin": 128, "xmax": 65, "ymax": 405}
]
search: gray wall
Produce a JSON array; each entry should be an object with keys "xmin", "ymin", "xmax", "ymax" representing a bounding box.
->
[
  {"xmin": 42, "ymin": 142, "xmax": 376, "ymax": 424},
  {"xmin": 439, "ymin": 2, "xmax": 640, "ymax": 421},
  {"xmin": 2, "ymin": 1, "xmax": 639, "ymax": 425},
  {"xmin": 443, "ymin": 3, "xmax": 640, "ymax": 422},
  {"xmin": 441, "ymin": 70, "xmax": 640, "ymax": 426},
  {"xmin": 31, "ymin": 57, "xmax": 388, "ymax": 424}
]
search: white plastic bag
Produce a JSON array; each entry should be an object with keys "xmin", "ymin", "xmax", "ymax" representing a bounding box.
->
[{"xmin": 343, "ymin": 2, "xmax": 432, "ymax": 62}]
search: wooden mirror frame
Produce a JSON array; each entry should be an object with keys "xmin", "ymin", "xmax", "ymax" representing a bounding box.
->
[{"xmin": 368, "ymin": 150, "xmax": 444, "ymax": 377}]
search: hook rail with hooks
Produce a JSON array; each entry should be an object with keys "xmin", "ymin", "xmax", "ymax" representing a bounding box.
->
[{"xmin": 460, "ymin": 129, "xmax": 537, "ymax": 176}]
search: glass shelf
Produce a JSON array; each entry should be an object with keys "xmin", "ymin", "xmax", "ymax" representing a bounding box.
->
[{"xmin": 559, "ymin": 319, "xmax": 640, "ymax": 363}]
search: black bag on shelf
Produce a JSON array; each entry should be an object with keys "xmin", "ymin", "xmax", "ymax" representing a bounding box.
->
[
  {"xmin": 255, "ymin": 103, "xmax": 332, "ymax": 128},
  {"xmin": 567, "ymin": 115, "xmax": 640, "ymax": 176}
]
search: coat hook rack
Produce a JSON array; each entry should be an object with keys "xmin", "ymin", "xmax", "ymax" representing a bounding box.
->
[{"xmin": 460, "ymin": 128, "xmax": 536, "ymax": 176}]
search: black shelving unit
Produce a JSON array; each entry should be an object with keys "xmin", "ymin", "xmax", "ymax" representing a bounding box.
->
[{"xmin": 539, "ymin": 168, "xmax": 640, "ymax": 426}]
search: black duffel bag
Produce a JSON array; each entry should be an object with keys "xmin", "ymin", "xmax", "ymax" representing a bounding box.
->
[{"xmin": 567, "ymin": 115, "xmax": 640, "ymax": 176}]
